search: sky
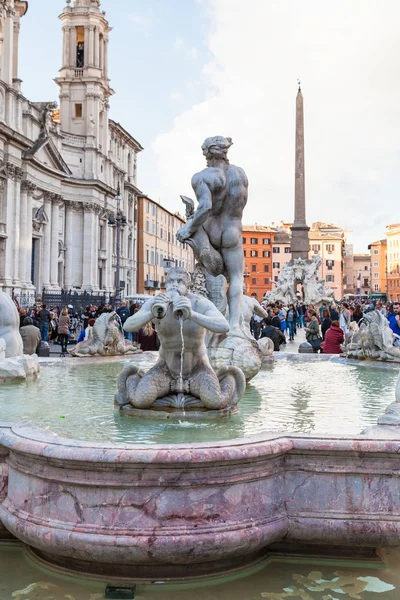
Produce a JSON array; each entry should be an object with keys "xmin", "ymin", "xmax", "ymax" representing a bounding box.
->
[{"xmin": 18, "ymin": 0, "xmax": 400, "ymax": 252}]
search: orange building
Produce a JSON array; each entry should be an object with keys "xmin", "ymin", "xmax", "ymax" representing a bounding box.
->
[
  {"xmin": 368, "ymin": 239, "xmax": 387, "ymax": 296},
  {"xmin": 242, "ymin": 226, "xmax": 275, "ymax": 298},
  {"xmin": 386, "ymin": 224, "xmax": 400, "ymax": 302}
]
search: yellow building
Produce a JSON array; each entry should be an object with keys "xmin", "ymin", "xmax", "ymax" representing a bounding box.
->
[
  {"xmin": 136, "ymin": 195, "xmax": 194, "ymax": 295},
  {"xmin": 368, "ymin": 239, "xmax": 387, "ymax": 296},
  {"xmin": 386, "ymin": 224, "xmax": 400, "ymax": 302},
  {"xmin": 309, "ymin": 227, "xmax": 344, "ymax": 299}
]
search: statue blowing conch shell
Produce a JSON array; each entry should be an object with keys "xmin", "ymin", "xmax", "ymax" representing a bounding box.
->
[{"xmin": 117, "ymin": 268, "xmax": 246, "ymax": 418}]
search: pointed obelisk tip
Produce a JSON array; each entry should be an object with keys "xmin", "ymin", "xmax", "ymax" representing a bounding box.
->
[{"xmin": 297, "ymin": 79, "xmax": 301, "ymax": 94}]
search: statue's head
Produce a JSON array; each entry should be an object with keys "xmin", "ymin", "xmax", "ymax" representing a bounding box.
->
[
  {"xmin": 166, "ymin": 268, "xmax": 191, "ymax": 296},
  {"xmin": 202, "ymin": 136, "xmax": 233, "ymax": 163}
]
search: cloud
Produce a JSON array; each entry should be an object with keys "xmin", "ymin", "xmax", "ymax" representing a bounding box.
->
[
  {"xmin": 170, "ymin": 90, "xmax": 183, "ymax": 101},
  {"xmin": 150, "ymin": 0, "xmax": 400, "ymax": 251},
  {"xmin": 173, "ymin": 36, "xmax": 199, "ymax": 61}
]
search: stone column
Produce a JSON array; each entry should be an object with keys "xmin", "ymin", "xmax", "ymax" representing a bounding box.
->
[
  {"xmin": 94, "ymin": 26, "xmax": 100, "ymax": 67},
  {"xmin": 290, "ymin": 84, "xmax": 310, "ymax": 261},
  {"xmin": 88, "ymin": 25, "xmax": 94, "ymax": 65},
  {"xmin": 50, "ymin": 196, "xmax": 61, "ymax": 288},
  {"xmin": 2, "ymin": 7, "xmax": 14, "ymax": 85},
  {"xmin": 18, "ymin": 179, "xmax": 29, "ymax": 286},
  {"xmin": 25, "ymin": 183, "xmax": 34, "ymax": 285},
  {"xmin": 12, "ymin": 167, "xmax": 22, "ymax": 285},
  {"xmin": 62, "ymin": 26, "xmax": 70, "ymax": 67},
  {"xmin": 12, "ymin": 20, "xmax": 20, "ymax": 81},
  {"xmin": 69, "ymin": 26, "xmax": 76, "ymax": 68},
  {"xmin": 64, "ymin": 200, "xmax": 74, "ymax": 289},
  {"xmin": 99, "ymin": 35, "xmax": 104, "ymax": 72},
  {"xmin": 82, "ymin": 203, "xmax": 95, "ymax": 290},
  {"xmin": 3, "ymin": 172, "xmax": 15, "ymax": 284},
  {"xmin": 42, "ymin": 193, "xmax": 52, "ymax": 289},
  {"xmin": 104, "ymin": 35, "xmax": 109, "ymax": 79}
]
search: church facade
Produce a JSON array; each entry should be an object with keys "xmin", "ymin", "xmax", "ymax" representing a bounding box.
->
[{"xmin": 0, "ymin": 0, "xmax": 143, "ymax": 306}]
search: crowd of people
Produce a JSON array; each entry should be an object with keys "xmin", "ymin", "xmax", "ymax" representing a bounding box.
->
[
  {"xmin": 252, "ymin": 296, "xmax": 400, "ymax": 354},
  {"xmin": 15, "ymin": 294, "xmax": 400, "ymax": 358},
  {"xmin": 16, "ymin": 300, "xmax": 160, "ymax": 356}
]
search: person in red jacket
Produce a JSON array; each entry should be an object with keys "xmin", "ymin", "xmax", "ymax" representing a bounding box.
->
[{"xmin": 321, "ymin": 320, "xmax": 344, "ymax": 354}]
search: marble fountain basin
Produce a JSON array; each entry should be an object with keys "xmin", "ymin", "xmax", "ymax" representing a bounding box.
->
[{"xmin": 0, "ymin": 355, "xmax": 399, "ymax": 579}]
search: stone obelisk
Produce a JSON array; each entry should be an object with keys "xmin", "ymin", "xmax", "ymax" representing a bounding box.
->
[{"xmin": 290, "ymin": 82, "xmax": 310, "ymax": 260}]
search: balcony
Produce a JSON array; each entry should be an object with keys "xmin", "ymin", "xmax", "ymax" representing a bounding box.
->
[
  {"xmin": 144, "ymin": 280, "xmax": 160, "ymax": 290},
  {"xmin": 74, "ymin": 68, "xmax": 84, "ymax": 78}
]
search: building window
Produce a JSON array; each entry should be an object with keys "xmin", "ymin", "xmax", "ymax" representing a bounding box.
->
[
  {"xmin": 74, "ymin": 103, "xmax": 83, "ymax": 118},
  {"xmin": 364, "ymin": 265, "xmax": 369, "ymax": 270},
  {"xmin": 374, "ymin": 273, "xmax": 379, "ymax": 279},
  {"xmin": 152, "ymin": 223, "xmax": 155, "ymax": 235},
  {"xmin": 264, "ymin": 265, "xmax": 269, "ymax": 272},
  {"xmin": 374, "ymin": 284, "xmax": 379, "ymax": 291},
  {"xmin": 363, "ymin": 278, "xmax": 369, "ymax": 287},
  {"xmin": 250, "ymin": 238, "xmax": 258, "ymax": 244},
  {"xmin": 242, "ymin": 237, "xmax": 247, "ymax": 244},
  {"xmin": 151, "ymin": 250, "xmax": 155, "ymax": 265},
  {"xmin": 274, "ymin": 276, "xmax": 278, "ymax": 282},
  {"xmin": 312, "ymin": 244, "xmax": 321, "ymax": 252},
  {"xmin": 374, "ymin": 249, "xmax": 379, "ymax": 254},
  {"xmin": 326, "ymin": 260, "xmax": 334, "ymax": 270},
  {"xmin": 284, "ymin": 247, "xmax": 291, "ymax": 254},
  {"xmin": 262, "ymin": 238, "xmax": 270, "ymax": 245},
  {"xmin": 146, "ymin": 249, "xmax": 149, "ymax": 264},
  {"xmin": 251, "ymin": 278, "xmax": 257, "ymax": 284},
  {"xmin": 262, "ymin": 250, "xmax": 270, "ymax": 258},
  {"xmin": 273, "ymin": 262, "xmax": 280, "ymax": 269},
  {"xmin": 264, "ymin": 278, "xmax": 269, "ymax": 284},
  {"xmin": 326, "ymin": 244, "xmax": 335, "ymax": 253},
  {"xmin": 251, "ymin": 264, "xmax": 257, "ymax": 272},
  {"xmin": 146, "ymin": 220, "xmax": 149, "ymax": 232},
  {"xmin": 250, "ymin": 250, "xmax": 258, "ymax": 257},
  {"xmin": 326, "ymin": 275, "xmax": 334, "ymax": 282},
  {"xmin": 146, "ymin": 201, "xmax": 150, "ymax": 213},
  {"xmin": 273, "ymin": 247, "xmax": 280, "ymax": 253},
  {"xmin": 76, "ymin": 26, "xmax": 85, "ymax": 67},
  {"xmin": 374, "ymin": 262, "xmax": 378, "ymax": 267}
]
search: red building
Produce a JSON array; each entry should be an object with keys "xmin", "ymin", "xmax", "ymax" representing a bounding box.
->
[{"xmin": 242, "ymin": 226, "xmax": 275, "ymax": 298}]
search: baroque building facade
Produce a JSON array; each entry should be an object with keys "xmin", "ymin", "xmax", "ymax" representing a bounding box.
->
[{"xmin": 0, "ymin": 0, "xmax": 143, "ymax": 305}]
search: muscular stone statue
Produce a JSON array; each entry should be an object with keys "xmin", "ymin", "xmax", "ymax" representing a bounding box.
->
[
  {"xmin": 176, "ymin": 136, "xmax": 248, "ymax": 337},
  {"xmin": 116, "ymin": 268, "xmax": 246, "ymax": 417},
  {"xmin": 0, "ymin": 292, "xmax": 23, "ymax": 357}
]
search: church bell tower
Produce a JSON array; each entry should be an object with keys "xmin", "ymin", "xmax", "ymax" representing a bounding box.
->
[{"xmin": 55, "ymin": 0, "xmax": 114, "ymax": 152}]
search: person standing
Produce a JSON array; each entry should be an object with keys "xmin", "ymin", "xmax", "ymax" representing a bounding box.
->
[
  {"xmin": 57, "ymin": 307, "xmax": 70, "ymax": 356},
  {"xmin": 260, "ymin": 317, "xmax": 286, "ymax": 351},
  {"xmin": 38, "ymin": 304, "xmax": 51, "ymax": 341},
  {"xmin": 387, "ymin": 303, "xmax": 400, "ymax": 337},
  {"xmin": 339, "ymin": 302, "xmax": 351, "ymax": 334},
  {"xmin": 304, "ymin": 309, "xmax": 322, "ymax": 352},
  {"xmin": 117, "ymin": 301, "xmax": 131, "ymax": 338},
  {"xmin": 321, "ymin": 309, "xmax": 332, "ymax": 341},
  {"xmin": 286, "ymin": 304, "xmax": 297, "ymax": 341}
]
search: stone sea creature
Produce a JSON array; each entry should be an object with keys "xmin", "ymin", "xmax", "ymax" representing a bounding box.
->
[
  {"xmin": 70, "ymin": 312, "xmax": 141, "ymax": 357},
  {"xmin": 342, "ymin": 310, "xmax": 400, "ymax": 362}
]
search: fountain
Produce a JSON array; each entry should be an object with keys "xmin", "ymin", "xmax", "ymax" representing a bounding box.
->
[
  {"xmin": 0, "ymin": 138, "xmax": 400, "ymax": 583},
  {"xmin": 69, "ymin": 311, "xmax": 141, "ymax": 357}
]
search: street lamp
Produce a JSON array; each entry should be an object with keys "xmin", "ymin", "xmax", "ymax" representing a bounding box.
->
[{"xmin": 108, "ymin": 183, "xmax": 127, "ymax": 304}]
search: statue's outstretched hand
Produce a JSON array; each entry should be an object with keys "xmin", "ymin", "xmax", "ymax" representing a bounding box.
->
[{"xmin": 176, "ymin": 225, "xmax": 191, "ymax": 243}]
